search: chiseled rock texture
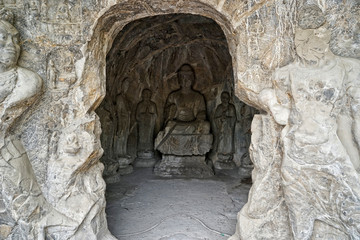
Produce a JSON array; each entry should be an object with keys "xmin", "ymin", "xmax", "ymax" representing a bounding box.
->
[
  {"xmin": 0, "ymin": 0, "xmax": 358, "ymax": 239},
  {"xmin": 230, "ymin": 115, "xmax": 292, "ymax": 240}
]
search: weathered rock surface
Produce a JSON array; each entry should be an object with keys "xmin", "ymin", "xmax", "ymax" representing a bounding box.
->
[
  {"xmin": 230, "ymin": 115, "xmax": 292, "ymax": 240},
  {"xmin": 0, "ymin": 0, "xmax": 359, "ymax": 239}
]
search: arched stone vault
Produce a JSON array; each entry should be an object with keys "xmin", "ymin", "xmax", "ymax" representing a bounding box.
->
[
  {"xmin": 66, "ymin": 0, "xmax": 360, "ymax": 238},
  {"xmin": 76, "ymin": 0, "xmax": 296, "ymax": 239},
  {"xmin": 1, "ymin": 0, "xmax": 359, "ymax": 239},
  {"xmin": 80, "ymin": 1, "xmax": 236, "ymax": 115},
  {"xmin": 79, "ymin": 0, "xmax": 295, "ymax": 114}
]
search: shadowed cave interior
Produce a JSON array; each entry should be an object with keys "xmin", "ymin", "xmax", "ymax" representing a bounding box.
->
[{"xmin": 96, "ymin": 14, "xmax": 257, "ymax": 239}]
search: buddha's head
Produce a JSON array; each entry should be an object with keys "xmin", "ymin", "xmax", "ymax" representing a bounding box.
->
[
  {"xmin": 221, "ymin": 91, "xmax": 230, "ymax": 106},
  {"xmin": 142, "ymin": 88, "xmax": 152, "ymax": 100},
  {"xmin": 177, "ymin": 64, "xmax": 195, "ymax": 90},
  {"xmin": 0, "ymin": 12, "xmax": 20, "ymax": 72}
]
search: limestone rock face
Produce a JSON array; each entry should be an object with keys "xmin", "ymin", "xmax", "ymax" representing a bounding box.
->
[
  {"xmin": 0, "ymin": 0, "xmax": 359, "ymax": 239},
  {"xmin": 230, "ymin": 114, "xmax": 291, "ymax": 240},
  {"xmin": 256, "ymin": 7, "xmax": 360, "ymax": 237}
]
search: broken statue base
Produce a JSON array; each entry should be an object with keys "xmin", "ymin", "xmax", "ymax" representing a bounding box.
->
[
  {"xmin": 134, "ymin": 151, "xmax": 157, "ymax": 167},
  {"xmin": 154, "ymin": 155, "xmax": 213, "ymax": 178},
  {"xmin": 212, "ymin": 153, "xmax": 236, "ymax": 170}
]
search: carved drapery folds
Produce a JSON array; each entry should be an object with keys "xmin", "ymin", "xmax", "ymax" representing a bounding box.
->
[
  {"xmin": 253, "ymin": 4, "xmax": 360, "ymax": 239},
  {"xmin": 0, "ymin": 8, "xmax": 114, "ymax": 240}
]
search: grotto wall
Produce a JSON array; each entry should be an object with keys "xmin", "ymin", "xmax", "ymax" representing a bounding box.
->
[
  {"xmin": 0, "ymin": 0, "xmax": 358, "ymax": 239},
  {"xmin": 97, "ymin": 14, "xmax": 256, "ymax": 181}
]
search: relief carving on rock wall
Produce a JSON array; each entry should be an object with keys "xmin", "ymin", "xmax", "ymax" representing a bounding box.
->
[
  {"xmin": 1, "ymin": 0, "xmax": 359, "ymax": 238},
  {"xmin": 0, "ymin": 10, "xmax": 78, "ymax": 239},
  {"xmin": 0, "ymin": 3, "xmax": 115, "ymax": 239},
  {"xmin": 257, "ymin": 4, "xmax": 360, "ymax": 239},
  {"xmin": 232, "ymin": 1, "xmax": 360, "ymax": 239}
]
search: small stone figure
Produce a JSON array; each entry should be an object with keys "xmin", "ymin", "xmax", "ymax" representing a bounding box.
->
[
  {"xmin": 40, "ymin": 0, "xmax": 48, "ymax": 21},
  {"xmin": 64, "ymin": 133, "xmax": 80, "ymax": 155},
  {"xmin": 114, "ymin": 79, "xmax": 133, "ymax": 174},
  {"xmin": 114, "ymin": 80, "xmax": 131, "ymax": 158},
  {"xmin": 154, "ymin": 64, "xmax": 213, "ymax": 178},
  {"xmin": 56, "ymin": 1, "xmax": 70, "ymax": 22},
  {"xmin": 213, "ymin": 91, "xmax": 237, "ymax": 169},
  {"xmin": 47, "ymin": 59, "xmax": 58, "ymax": 89},
  {"xmin": 134, "ymin": 88, "xmax": 157, "ymax": 167}
]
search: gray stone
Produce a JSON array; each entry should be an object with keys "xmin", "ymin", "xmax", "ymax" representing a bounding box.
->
[
  {"xmin": 154, "ymin": 155, "xmax": 213, "ymax": 178},
  {"xmin": 257, "ymin": 24, "xmax": 360, "ymax": 239},
  {"xmin": 133, "ymin": 157, "xmax": 158, "ymax": 168},
  {"xmin": 154, "ymin": 64, "xmax": 214, "ymax": 177},
  {"xmin": 212, "ymin": 91, "xmax": 237, "ymax": 169},
  {"xmin": 0, "ymin": 0, "xmax": 359, "ymax": 239},
  {"xmin": 136, "ymin": 88, "xmax": 157, "ymax": 162}
]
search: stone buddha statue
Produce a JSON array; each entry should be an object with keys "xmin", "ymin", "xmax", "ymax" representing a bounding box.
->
[
  {"xmin": 162, "ymin": 64, "xmax": 210, "ymax": 136},
  {"xmin": 165, "ymin": 64, "xmax": 206, "ymax": 123},
  {"xmin": 154, "ymin": 64, "xmax": 213, "ymax": 178}
]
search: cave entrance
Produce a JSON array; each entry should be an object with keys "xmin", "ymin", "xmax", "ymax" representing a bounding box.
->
[{"xmin": 95, "ymin": 13, "xmax": 257, "ymax": 239}]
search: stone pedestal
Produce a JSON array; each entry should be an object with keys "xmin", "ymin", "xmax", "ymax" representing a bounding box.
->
[
  {"xmin": 238, "ymin": 166, "xmax": 253, "ymax": 179},
  {"xmin": 134, "ymin": 151, "xmax": 157, "ymax": 167},
  {"xmin": 212, "ymin": 153, "xmax": 236, "ymax": 170},
  {"xmin": 154, "ymin": 155, "xmax": 213, "ymax": 178},
  {"xmin": 154, "ymin": 121, "xmax": 214, "ymax": 178},
  {"xmin": 118, "ymin": 156, "xmax": 133, "ymax": 173},
  {"xmin": 103, "ymin": 156, "xmax": 133, "ymax": 183}
]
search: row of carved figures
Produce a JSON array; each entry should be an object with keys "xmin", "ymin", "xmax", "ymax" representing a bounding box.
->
[{"xmin": 99, "ymin": 64, "xmax": 248, "ymax": 167}]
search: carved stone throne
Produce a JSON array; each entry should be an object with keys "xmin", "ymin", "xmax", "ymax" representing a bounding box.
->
[{"xmin": 154, "ymin": 120, "xmax": 214, "ymax": 178}]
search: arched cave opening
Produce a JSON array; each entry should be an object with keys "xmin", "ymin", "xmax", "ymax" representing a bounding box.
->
[{"xmin": 96, "ymin": 13, "xmax": 258, "ymax": 239}]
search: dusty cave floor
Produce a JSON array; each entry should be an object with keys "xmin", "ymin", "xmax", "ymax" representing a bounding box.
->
[{"xmin": 105, "ymin": 167, "xmax": 251, "ymax": 240}]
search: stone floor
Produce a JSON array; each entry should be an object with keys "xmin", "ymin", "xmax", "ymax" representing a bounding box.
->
[{"xmin": 105, "ymin": 167, "xmax": 251, "ymax": 240}]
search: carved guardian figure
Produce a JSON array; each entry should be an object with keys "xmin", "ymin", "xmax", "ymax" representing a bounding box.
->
[{"xmin": 258, "ymin": 5, "xmax": 360, "ymax": 239}]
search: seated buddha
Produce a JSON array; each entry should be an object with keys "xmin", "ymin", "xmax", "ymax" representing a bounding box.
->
[{"xmin": 155, "ymin": 64, "xmax": 212, "ymax": 156}]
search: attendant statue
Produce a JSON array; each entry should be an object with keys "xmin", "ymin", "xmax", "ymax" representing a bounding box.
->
[
  {"xmin": 114, "ymin": 79, "xmax": 133, "ymax": 174},
  {"xmin": 114, "ymin": 79, "xmax": 131, "ymax": 159},
  {"xmin": 136, "ymin": 88, "xmax": 157, "ymax": 159},
  {"xmin": 213, "ymin": 91, "xmax": 237, "ymax": 168},
  {"xmin": 258, "ymin": 5, "xmax": 360, "ymax": 238},
  {"xmin": 47, "ymin": 59, "xmax": 58, "ymax": 89},
  {"xmin": 0, "ymin": 12, "xmax": 75, "ymax": 238}
]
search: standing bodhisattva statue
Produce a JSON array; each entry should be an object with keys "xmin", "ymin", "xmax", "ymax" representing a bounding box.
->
[
  {"xmin": 213, "ymin": 91, "xmax": 237, "ymax": 169},
  {"xmin": 136, "ymin": 89, "xmax": 157, "ymax": 158}
]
